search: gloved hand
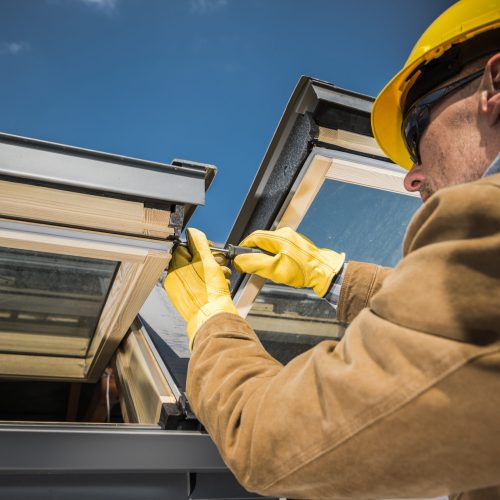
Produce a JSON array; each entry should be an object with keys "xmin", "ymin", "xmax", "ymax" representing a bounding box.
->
[
  {"xmin": 233, "ymin": 227, "xmax": 345, "ymax": 298},
  {"xmin": 164, "ymin": 227, "xmax": 238, "ymax": 350}
]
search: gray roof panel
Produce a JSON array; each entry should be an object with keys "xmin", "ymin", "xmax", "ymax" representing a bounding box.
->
[{"xmin": 0, "ymin": 132, "xmax": 215, "ymax": 207}]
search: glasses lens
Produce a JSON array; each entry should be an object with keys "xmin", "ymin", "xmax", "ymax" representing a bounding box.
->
[
  {"xmin": 402, "ymin": 109, "xmax": 420, "ymax": 164},
  {"xmin": 402, "ymin": 105, "xmax": 430, "ymax": 165},
  {"xmin": 401, "ymin": 69, "xmax": 484, "ymax": 166}
]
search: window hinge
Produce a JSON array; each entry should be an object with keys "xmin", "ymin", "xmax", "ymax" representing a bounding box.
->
[{"xmin": 158, "ymin": 394, "xmax": 202, "ymax": 431}]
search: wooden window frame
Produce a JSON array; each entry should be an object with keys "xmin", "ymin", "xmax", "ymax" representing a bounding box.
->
[
  {"xmin": 114, "ymin": 321, "xmax": 176, "ymax": 424},
  {"xmin": 233, "ymin": 145, "xmax": 418, "ymax": 318},
  {"xmin": 0, "ymin": 179, "xmax": 173, "ymax": 239},
  {"xmin": 0, "ymin": 219, "xmax": 171, "ymax": 382}
]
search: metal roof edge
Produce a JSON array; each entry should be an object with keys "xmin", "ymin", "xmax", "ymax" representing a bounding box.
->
[
  {"xmin": 225, "ymin": 76, "xmax": 375, "ymax": 244},
  {"xmin": 0, "ymin": 132, "xmax": 207, "ymax": 178},
  {"xmin": 0, "ymin": 132, "xmax": 214, "ymax": 207},
  {"xmin": 225, "ymin": 76, "xmax": 310, "ymax": 243}
]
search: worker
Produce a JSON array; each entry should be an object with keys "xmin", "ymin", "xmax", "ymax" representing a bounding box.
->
[{"xmin": 165, "ymin": 1, "xmax": 500, "ymax": 499}]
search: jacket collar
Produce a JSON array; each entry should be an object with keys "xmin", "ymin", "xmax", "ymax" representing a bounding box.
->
[{"xmin": 483, "ymin": 154, "xmax": 500, "ymax": 177}]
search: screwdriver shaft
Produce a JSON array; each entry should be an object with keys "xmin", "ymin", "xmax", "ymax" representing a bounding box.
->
[
  {"xmin": 176, "ymin": 240, "xmax": 229, "ymax": 254},
  {"xmin": 175, "ymin": 240, "xmax": 268, "ymax": 261}
]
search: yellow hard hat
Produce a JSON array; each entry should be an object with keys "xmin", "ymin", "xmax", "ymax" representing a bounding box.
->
[{"xmin": 371, "ymin": 0, "xmax": 500, "ymax": 170}]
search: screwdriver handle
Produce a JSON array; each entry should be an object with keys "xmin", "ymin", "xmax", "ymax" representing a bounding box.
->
[{"xmin": 225, "ymin": 244, "xmax": 273, "ymax": 260}]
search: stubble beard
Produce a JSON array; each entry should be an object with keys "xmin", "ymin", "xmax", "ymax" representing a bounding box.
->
[{"xmin": 421, "ymin": 162, "xmax": 485, "ymax": 202}]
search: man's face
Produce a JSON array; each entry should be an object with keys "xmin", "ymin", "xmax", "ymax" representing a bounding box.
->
[{"xmin": 403, "ymin": 76, "xmax": 488, "ymax": 201}]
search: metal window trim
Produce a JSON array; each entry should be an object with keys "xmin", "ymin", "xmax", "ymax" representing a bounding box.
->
[
  {"xmin": 294, "ymin": 78, "xmax": 374, "ymax": 116},
  {"xmin": 0, "ymin": 132, "xmax": 215, "ymax": 207},
  {"xmin": 226, "ymin": 77, "xmax": 376, "ymax": 246}
]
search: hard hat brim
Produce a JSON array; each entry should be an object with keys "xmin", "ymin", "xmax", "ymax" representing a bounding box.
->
[
  {"xmin": 371, "ymin": 5, "xmax": 500, "ymax": 171},
  {"xmin": 371, "ymin": 69, "xmax": 415, "ymax": 171}
]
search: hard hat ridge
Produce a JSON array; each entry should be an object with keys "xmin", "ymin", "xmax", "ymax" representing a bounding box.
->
[
  {"xmin": 403, "ymin": 28, "xmax": 500, "ymax": 116},
  {"xmin": 371, "ymin": 0, "xmax": 500, "ymax": 170}
]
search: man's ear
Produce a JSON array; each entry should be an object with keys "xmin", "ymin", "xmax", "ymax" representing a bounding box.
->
[{"xmin": 480, "ymin": 52, "xmax": 500, "ymax": 126}]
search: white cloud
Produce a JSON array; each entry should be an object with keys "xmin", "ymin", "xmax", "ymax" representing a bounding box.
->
[
  {"xmin": 189, "ymin": 0, "xmax": 228, "ymax": 14},
  {"xmin": 78, "ymin": 0, "xmax": 118, "ymax": 13},
  {"xmin": 0, "ymin": 41, "xmax": 30, "ymax": 55},
  {"xmin": 45, "ymin": 0, "xmax": 118, "ymax": 14}
]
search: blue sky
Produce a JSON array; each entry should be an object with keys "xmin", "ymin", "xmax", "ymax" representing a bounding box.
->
[{"xmin": 0, "ymin": 0, "xmax": 454, "ymax": 242}]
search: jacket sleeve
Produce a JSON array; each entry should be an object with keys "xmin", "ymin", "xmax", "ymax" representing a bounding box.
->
[
  {"xmin": 188, "ymin": 312, "xmax": 500, "ymax": 499},
  {"xmin": 336, "ymin": 261, "xmax": 392, "ymax": 323},
  {"xmin": 186, "ymin": 176, "xmax": 500, "ymax": 500}
]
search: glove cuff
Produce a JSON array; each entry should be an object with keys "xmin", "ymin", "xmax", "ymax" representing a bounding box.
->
[
  {"xmin": 313, "ymin": 251, "xmax": 346, "ymax": 297},
  {"xmin": 187, "ymin": 296, "xmax": 239, "ymax": 351}
]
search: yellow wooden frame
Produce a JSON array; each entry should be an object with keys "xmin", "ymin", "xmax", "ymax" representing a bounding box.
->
[{"xmin": 0, "ymin": 220, "xmax": 171, "ymax": 382}]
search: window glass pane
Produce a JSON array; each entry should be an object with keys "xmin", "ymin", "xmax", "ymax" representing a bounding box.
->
[
  {"xmin": 246, "ymin": 179, "xmax": 421, "ymax": 363},
  {"xmin": 248, "ymin": 283, "xmax": 344, "ymax": 365},
  {"xmin": 298, "ymin": 180, "xmax": 421, "ymax": 267},
  {"xmin": 0, "ymin": 248, "xmax": 118, "ymax": 357}
]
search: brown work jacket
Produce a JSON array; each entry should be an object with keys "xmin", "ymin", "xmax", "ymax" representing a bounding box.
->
[{"xmin": 187, "ymin": 173, "xmax": 500, "ymax": 500}]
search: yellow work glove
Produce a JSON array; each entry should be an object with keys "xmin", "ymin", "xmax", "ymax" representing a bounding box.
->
[
  {"xmin": 164, "ymin": 227, "xmax": 238, "ymax": 350},
  {"xmin": 233, "ymin": 227, "xmax": 345, "ymax": 298}
]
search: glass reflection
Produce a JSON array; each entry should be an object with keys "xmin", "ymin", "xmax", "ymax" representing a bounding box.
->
[
  {"xmin": 299, "ymin": 180, "xmax": 421, "ymax": 267},
  {"xmin": 247, "ymin": 180, "xmax": 421, "ymax": 363},
  {"xmin": 0, "ymin": 248, "xmax": 117, "ymax": 357}
]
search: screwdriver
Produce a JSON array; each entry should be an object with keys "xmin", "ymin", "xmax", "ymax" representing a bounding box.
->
[{"xmin": 175, "ymin": 239, "xmax": 272, "ymax": 262}]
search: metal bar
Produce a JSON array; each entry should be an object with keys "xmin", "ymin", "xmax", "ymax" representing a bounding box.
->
[
  {"xmin": 0, "ymin": 132, "xmax": 208, "ymax": 206},
  {"xmin": 0, "ymin": 423, "xmax": 226, "ymax": 471},
  {"xmin": 310, "ymin": 83, "xmax": 373, "ymax": 114},
  {"xmin": 0, "ymin": 472, "xmax": 189, "ymax": 500}
]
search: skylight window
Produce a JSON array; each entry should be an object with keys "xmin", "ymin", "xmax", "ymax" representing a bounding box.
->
[
  {"xmin": 0, "ymin": 247, "xmax": 117, "ymax": 357},
  {"xmin": 235, "ymin": 150, "xmax": 421, "ymax": 363}
]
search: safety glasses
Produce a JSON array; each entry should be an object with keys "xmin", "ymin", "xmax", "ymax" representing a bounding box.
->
[{"xmin": 402, "ymin": 68, "xmax": 484, "ymax": 165}]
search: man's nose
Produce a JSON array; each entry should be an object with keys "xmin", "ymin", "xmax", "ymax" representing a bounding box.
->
[{"xmin": 404, "ymin": 165, "xmax": 425, "ymax": 192}]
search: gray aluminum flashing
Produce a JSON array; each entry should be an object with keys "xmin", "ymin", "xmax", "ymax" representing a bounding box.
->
[
  {"xmin": 294, "ymin": 78, "xmax": 373, "ymax": 116},
  {"xmin": 0, "ymin": 422, "xmax": 225, "ymax": 471},
  {"xmin": 0, "ymin": 473, "xmax": 188, "ymax": 500},
  {"xmin": 226, "ymin": 76, "xmax": 376, "ymax": 246},
  {"xmin": 0, "ymin": 473, "xmax": 271, "ymax": 500},
  {"xmin": 0, "ymin": 423, "xmax": 277, "ymax": 498},
  {"xmin": 0, "ymin": 132, "xmax": 215, "ymax": 207}
]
